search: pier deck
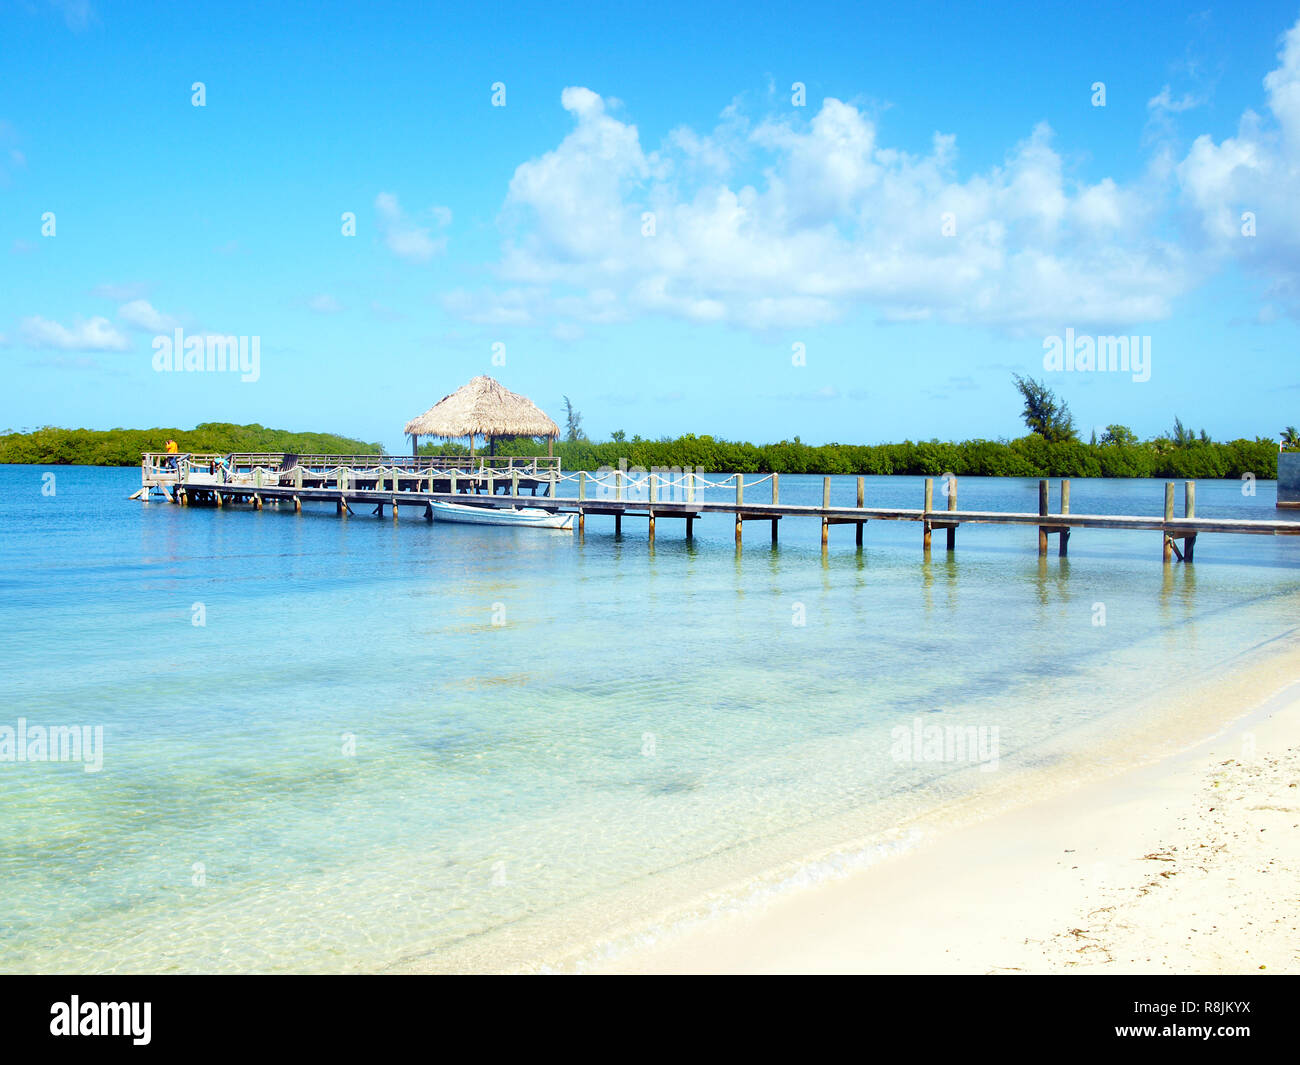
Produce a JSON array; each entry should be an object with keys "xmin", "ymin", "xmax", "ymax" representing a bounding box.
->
[{"xmin": 136, "ymin": 453, "xmax": 1300, "ymax": 562}]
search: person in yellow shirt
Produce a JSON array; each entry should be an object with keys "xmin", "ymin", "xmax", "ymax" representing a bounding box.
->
[{"xmin": 164, "ymin": 440, "xmax": 178, "ymax": 454}]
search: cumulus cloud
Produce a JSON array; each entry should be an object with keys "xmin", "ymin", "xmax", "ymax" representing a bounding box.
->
[
  {"xmin": 464, "ymin": 84, "xmax": 1193, "ymax": 333},
  {"xmin": 18, "ymin": 315, "xmax": 128, "ymax": 351},
  {"xmin": 1172, "ymin": 19, "xmax": 1300, "ymax": 314},
  {"xmin": 117, "ymin": 299, "xmax": 179, "ymax": 332},
  {"xmin": 375, "ymin": 192, "xmax": 450, "ymax": 263}
]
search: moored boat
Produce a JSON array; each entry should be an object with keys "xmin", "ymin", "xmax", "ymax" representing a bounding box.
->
[{"xmin": 429, "ymin": 499, "xmax": 574, "ymax": 530}]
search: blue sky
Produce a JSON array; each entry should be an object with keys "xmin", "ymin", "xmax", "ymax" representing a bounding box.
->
[{"xmin": 2, "ymin": 0, "xmax": 1299, "ymax": 449}]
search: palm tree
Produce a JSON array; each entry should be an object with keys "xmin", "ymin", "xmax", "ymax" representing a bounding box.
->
[{"xmin": 1282, "ymin": 426, "xmax": 1300, "ymax": 452}]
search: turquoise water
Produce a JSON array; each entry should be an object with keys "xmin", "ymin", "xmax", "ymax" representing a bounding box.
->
[{"xmin": 1, "ymin": 465, "xmax": 1297, "ymax": 972}]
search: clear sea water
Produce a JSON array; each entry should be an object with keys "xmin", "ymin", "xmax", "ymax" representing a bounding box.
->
[{"xmin": 1, "ymin": 464, "xmax": 1297, "ymax": 972}]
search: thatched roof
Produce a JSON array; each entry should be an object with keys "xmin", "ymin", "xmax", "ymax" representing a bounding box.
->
[{"xmin": 403, "ymin": 375, "xmax": 559, "ymax": 439}]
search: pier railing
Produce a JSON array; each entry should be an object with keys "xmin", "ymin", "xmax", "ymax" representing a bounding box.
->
[
  {"xmin": 143, "ymin": 451, "xmax": 561, "ymax": 485},
  {"xmin": 136, "ymin": 462, "xmax": 1300, "ymax": 562}
]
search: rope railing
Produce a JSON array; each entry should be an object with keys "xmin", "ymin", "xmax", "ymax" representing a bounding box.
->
[{"xmin": 164, "ymin": 458, "xmax": 776, "ymax": 500}]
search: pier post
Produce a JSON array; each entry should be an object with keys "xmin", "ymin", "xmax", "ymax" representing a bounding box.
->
[
  {"xmin": 856, "ymin": 476, "xmax": 865, "ymax": 546},
  {"xmin": 293, "ymin": 495, "xmax": 301, "ymax": 513},
  {"xmin": 1164, "ymin": 482, "xmax": 1175, "ymax": 562},
  {"xmin": 215, "ymin": 492, "xmax": 223, "ymax": 508},
  {"xmin": 579, "ymin": 471, "xmax": 587, "ymax": 501},
  {"xmin": 549, "ymin": 468, "xmax": 557, "ymax": 498},
  {"xmin": 1038, "ymin": 480, "xmax": 1049, "ymax": 556},
  {"xmin": 947, "ymin": 475, "xmax": 957, "ymax": 551},
  {"xmin": 578, "ymin": 511, "xmax": 585, "ymax": 536},
  {"xmin": 1184, "ymin": 480, "xmax": 1196, "ymax": 562},
  {"xmin": 487, "ymin": 471, "xmax": 495, "ymax": 496},
  {"xmin": 686, "ymin": 516, "xmax": 694, "ymax": 540},
  {"xmin": 512, "ymin": 471, "xmax": 519, "ymax": 499},
  {"xmin": 615, "ymin": 513, "xmax": 622, "ymax": 537},
  {"xmin": 295, "ymin": 468, "xmax": 303, "ymax": 490},
  {"xmin": 425, "ymin": 503, "xmax": 433, "ymax": 522},
  {"xmin": 450, "ymin": 472, "xmax": 458, "ymax": 496},
  {"xmin": 820, "ymin": 477, "xmax": 831, "ymax": 549},
  {"xmin": 736, "ymin": 475, "xmax": 743, "ymax": 545},
  {"xmin": 648, "ymin": 473, "xmax": 657, "ymax": 543},
  {"xmin": 687, "ymin": 471, "xmax": 695, "ymax": 505},
  {"xmin": 923, "ymin": 478, "xmax": 934, "ymax": 552},
  {"xmin": 772, "ymin": 473, "xmax": 780, "ymax": 543},
  {"xmin": 1059, "ymin": 479, "xmax": 1070, "ymax": 557},
  {"xmin": 616, "ymin": 468, "xmax": 624, "ymax": 501}
]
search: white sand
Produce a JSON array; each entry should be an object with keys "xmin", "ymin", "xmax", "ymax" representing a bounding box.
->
[{"xmin": 593, "ymin": 650, "xmax": 1300, "ymax": 975}]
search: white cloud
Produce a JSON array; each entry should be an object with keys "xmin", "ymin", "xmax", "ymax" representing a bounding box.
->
[
  {"xmin": 375, "ymin": 192, "xmax": 450, "ymax": 263},
  {"xmin": 1148, "ymin": 85, "xmax": 1204, "ymax": 114},
  {"xmin": 48, "ymin": 1, "xmax": 97, "ymax": 32},
  {"xmin": 1172, "ymin": 18, "xmax": 1300, "ymax": 314},
  {"xmin": 18, "ymin": 315, "xmax": 128, "ymax": 351},
  {"xmin": 469, "ymin": 85, "xmax": 1192, "ymax": 333},
  {"xmin": 117, "ymin": 299, "xmax": 179, "ymax": 332},
  {"xmin": 92, "ymin": 281, "xmax": 149, "ymax": 301},
  {"xmin": 307, "ymin": 294, "xmax": 342, "ymax": 313}
]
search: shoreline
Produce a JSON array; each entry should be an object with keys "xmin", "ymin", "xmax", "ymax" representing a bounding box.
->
[{"xmin": 583, "ymin": 637, "xmax": 1300, "ymax": 974}]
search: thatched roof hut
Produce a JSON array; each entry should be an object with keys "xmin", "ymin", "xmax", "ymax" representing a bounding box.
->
[{"xmin": 404, "ymin": 375, "xmax": 560, "ymax": 456}]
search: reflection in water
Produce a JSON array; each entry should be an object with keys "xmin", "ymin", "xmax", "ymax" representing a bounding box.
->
[{"xmin": 1, "ymin": 466, "xmax": 1297, "ymax": 974}]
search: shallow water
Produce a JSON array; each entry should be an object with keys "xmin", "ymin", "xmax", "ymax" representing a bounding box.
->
[{"xmin": 0, "ymin": 465, "xmax": 1296, "ymax": 972}]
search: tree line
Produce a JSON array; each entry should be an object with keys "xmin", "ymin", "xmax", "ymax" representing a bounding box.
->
[
  {"xmin": 0, "ymin": 423, "xmax": 381, "ymax": 466},
  {"xmin": 2, "ymin": 373, "xmax": 1285, "ymax": 479}
]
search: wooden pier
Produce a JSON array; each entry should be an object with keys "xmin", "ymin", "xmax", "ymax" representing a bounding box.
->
[{"xmin": 136, "ymin": 453, "xmax": 1300, "ymax": 562}]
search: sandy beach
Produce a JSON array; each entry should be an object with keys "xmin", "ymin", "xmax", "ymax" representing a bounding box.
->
[{"xmin": 594, "ymin": 643, "xmax": 1300, "ymax": 975}]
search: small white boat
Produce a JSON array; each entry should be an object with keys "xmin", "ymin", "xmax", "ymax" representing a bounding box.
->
[{"xmin": 429, "ymin": 499, "xmax": 574, "ymax": 530}]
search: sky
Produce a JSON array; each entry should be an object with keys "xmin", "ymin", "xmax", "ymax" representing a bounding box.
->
[{"xmin": 2, "ymin": 0, "xmax": 1299, "ymax": 450}]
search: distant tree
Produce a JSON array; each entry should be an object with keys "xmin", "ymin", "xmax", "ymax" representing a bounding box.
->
[
  {"xmin": 562, "ymin": 396, "xmax": 585, "ymax": 442},
  {"xmin": 610, "ymin": 429, "xmax": 626, "ymax": 443},
  {"xmin": 1012, "ymin": 374, "xmax": 1076, "ymax": 442},
  {"xmin": 1282, "ymin": 426, "xmax": 1300, "ymax": 451},
  {"xmin": 1170, "ymin": 417, "xmax": 1196, "ymax": 448},
  {"xmin": 1100, "ymin": 424, "xmax": 1139, "ymax": 447}
]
